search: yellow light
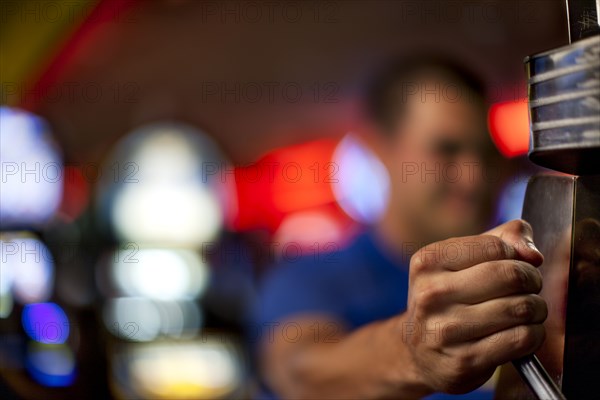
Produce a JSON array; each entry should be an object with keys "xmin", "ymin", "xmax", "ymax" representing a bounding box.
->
[{"xmin": 122, "ymin": 341, "xmax": 242, "ymax": 399}]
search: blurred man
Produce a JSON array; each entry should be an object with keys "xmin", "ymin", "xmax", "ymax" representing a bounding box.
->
[{"xmin": 253, "ymin": 57, "xmax": 547, "ymax": 399}]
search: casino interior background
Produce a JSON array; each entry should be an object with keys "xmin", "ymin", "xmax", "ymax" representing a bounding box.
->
[{"xmin": 1, "ymin": 0, "xmax": 569, "ymax": 399}]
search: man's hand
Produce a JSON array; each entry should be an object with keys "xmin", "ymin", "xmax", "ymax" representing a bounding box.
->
[
  {"xmin": 259, "ymin": 219, "xmax": 547, "ymax": 399},
  {"xmin": 404, "ymin": 219, "xmax": 547, "ymax": 394}
]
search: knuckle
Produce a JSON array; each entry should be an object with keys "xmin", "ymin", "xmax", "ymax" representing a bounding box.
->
[
  {"xmin": 521, "ymin": 262, "xmax": 542, "ymax": 293},
  {"xmin": 449, "ymin": 353, "xmax": 476, "ymax": 382},
  {"xmin": 438, "ymin": 322, "xmax": 457, "ymax": 346},
  {"xmin": 410, "ymin": 255, "xmax": 425, "ymax": 272},
  {"xmin": 415, "ymin": 284, "xmax": 444, "ymax": 309},
  {"xmin": 513, "ymin": 297, "xmax": 536, "ymax": 321},
  {"xmin": 441, "ymin": 321, "xmax": 461, "ymax": 342},
  {"xmin": 410, "ymin": 251, "xmax": 427, "ymax": 274},
  {"xmin": 508, "ymin": 219, "xmax": 532, "ymax": 236},
  {"xmin": 484, "ymin": 235, "xmax": 510, "ymax": 260},
  {"xmin": 503, "ymin": 262, "xmax": 529, "ymax": 292}
]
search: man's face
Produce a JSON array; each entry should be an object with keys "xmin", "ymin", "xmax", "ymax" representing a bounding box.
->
[{"xmin": 381, "ymin": 82, "xmax": 495, "ymax": 243}]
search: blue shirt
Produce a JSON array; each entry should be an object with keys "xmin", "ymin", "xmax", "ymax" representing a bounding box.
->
[{"xmin": 253, "ymin": 230, "xmax": 493, "ymax": 400}]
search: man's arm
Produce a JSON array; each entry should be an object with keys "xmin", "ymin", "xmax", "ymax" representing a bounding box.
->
[
  {"xmin": 259, "ymin": 220, "xmax": 548, "ymax": 399},
  {"xmin": 261, "ymin": 314, "xmax": 431, "ymax": 399}
]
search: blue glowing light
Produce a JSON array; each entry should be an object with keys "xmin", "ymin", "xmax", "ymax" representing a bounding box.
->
[
  {"xmin": 495, "ymin": 177, "xmax": 529, "ymax": 225},
  {"xmin": 332, "ymin": 134, "xmax": 390, "ymax": 223},
  {"xmin": 22, "ymin": 303, "xmax": 69, "ymax": 344},
  {"xmin": 26, "ymin": 343, "xmax": 76, "ymax": 387}
]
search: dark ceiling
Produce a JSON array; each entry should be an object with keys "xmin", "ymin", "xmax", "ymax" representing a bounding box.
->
[{"xmin": 33, "ymin": 0, "xmax": 568, "ymax": 164}]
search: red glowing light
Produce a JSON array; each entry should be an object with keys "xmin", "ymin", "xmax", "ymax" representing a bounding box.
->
[
  {"xmin": 488, "ymin": 99, "xmax": 531, "ymax": 158},
  {"xmin": 233, "ymin": 139, "xmax": 339, "ymax": 232}
]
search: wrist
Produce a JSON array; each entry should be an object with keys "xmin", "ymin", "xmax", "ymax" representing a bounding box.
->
[{"xmin": 385, "ymin": 314, "xmax": 435, "ymax": 399}]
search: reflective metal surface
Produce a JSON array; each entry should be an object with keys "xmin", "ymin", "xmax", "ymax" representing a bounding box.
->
[
  {"xmin": 495, "ymin": 175, "xmax": 600, "ymax": 399},
  {"xmin": 525, "ymin": 35, "xmax": 600, "ymax": 175},
  {"xmin": 496, "ymin": 175, "xmax": 575, "ymax": 400},
  {"xmin": 562, "ymin": 174, "xmax": 600, "ymax": 399},
  {"xmin": 512, "ymin": 355, "xmax": 566, "ymax": 400}
]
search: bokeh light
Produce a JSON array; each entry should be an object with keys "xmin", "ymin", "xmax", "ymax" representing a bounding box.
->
[
  {"xmin": 0, "ymin": 233, "xmax": 55, "ymax": 304},
  {"xmin": 26, "ymin": 342, "xmax": 77, "ymax": 387},
  {"xmin": 97, "ymin": 122, "xmax": 230, "ymax": 246},
  {"xmin": 103, "ymin": 297, "xmax": 202, "ymax": 342},
  {"xmin": 331, "ymin": 134, "xmax": 390, "ymax": 223},
  {"xmin": 114, "ymin": 341, "xmax": 242, "ymax": 399},
  {"xmin": 233, "ymin": 139, "xmax": 337, "ymax": 232},
  {"xmin": 0, "ymin": 106, "xmax": 63, "ymax": 228},
  {"xmin": 22, "ymin": 302, "xmax": 70, "ymax": 344},
  {"xmin": 103, "ymin": 297, "xmax": 161, "ymax": 342},
  {"xmin": 273, "ymin": 209, "xmax": 347, "ymax": 250},
  {"xmin": 488, "ymin": 99, "xmax": 530, "ymax": 158},
  {"xmin": 111, "ymin": 248, "xmax": 209, "ymax": 301},
  {"xmin": 495, "ymin": 176, "xmax": 530, "ymax": 224}
]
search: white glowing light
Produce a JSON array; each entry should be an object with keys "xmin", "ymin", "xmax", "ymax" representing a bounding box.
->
[
  {"xmin": 155, "ymin": 300, "xmax": 184, "ymax": 337},
  {"xmin": 155, "ymin": 300, "xmax": 202, "ymax": 339},
  {"xmin": 111, "ymin": 248, "xmax": 209, "ymax": 300},
  {"xmin": 0, "ymin": 234, "xmax": 54, "ymax": 304},
  {"xmin": 0, "ymin": 107, "xmax": 63, "ymax": 227},
  {"xmin": 331, "ymin": 134, "xmax": 390, "ymax": 223},
  {"xmin": 104, "ymin": 298, "xmax": 202, "ymax": 341},
  {"xmin": 103, "ymin": 297, "xmax": 162, "ymax": 342},
  {"xmin": 112, "ymin": 185, "xmax": 222, "ymax": 247},
  {"xmin": 98, "ymin": 123, "xmax": 228, "ymax": 246},
  {"xmin": 125, "ymin": 341, "xmax": 241, "ymax": 399}
]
